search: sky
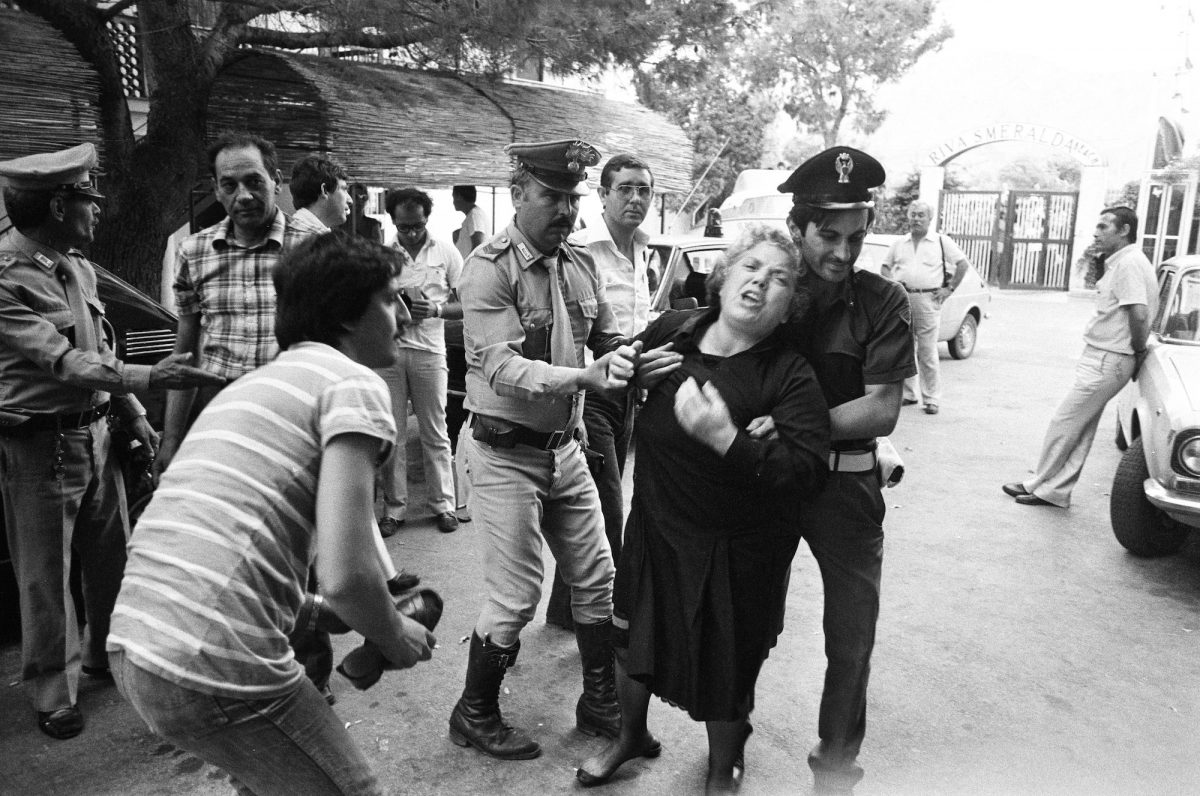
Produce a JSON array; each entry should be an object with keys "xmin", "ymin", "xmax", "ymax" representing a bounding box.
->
[{"xmin": 864, "ymin": 0, "xmax": 1198, "ymax": 191}]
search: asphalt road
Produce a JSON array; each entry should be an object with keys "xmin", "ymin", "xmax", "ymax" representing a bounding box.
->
[{"xmin": 2, "ymin": 289, "xmax": 1197, "ymax": 795}]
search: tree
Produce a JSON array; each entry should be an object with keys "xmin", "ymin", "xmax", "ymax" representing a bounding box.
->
[
  {"xmin": 15, "ymin": 0, "xmax": 718, "ymax": 294},
  {"xmin": 745, "ymin": 0, "xmax": 952, "ymax": 148},
  {"xmin": 634, "ymin": 1, "xmax": 775, "ymax": 218}
]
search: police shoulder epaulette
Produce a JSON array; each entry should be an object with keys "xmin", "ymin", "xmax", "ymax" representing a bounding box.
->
[
  {"xmin": 0, "ymin": 252, "xmax": 19, "ymax": 276},
  {"xmin": 473, "ymin": 234, "xmax": 511, "ymax": 262}
]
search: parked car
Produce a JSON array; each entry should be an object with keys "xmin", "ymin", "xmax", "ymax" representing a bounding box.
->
[
  {"xmin": 1111, "ymin": 254, "xmax": 1200, "ymax": 556},
  {"xmin": 0, "ymin": 263, "xmax": 176, "ymax": 636},
  {"xmin": 648, "ymin": 232, "xmax": 992, "ymax": 359}
]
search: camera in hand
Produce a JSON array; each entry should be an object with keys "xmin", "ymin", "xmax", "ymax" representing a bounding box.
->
[{"xmin": 336, "ymin": 588, "xmax": 443, "ymax": 690}]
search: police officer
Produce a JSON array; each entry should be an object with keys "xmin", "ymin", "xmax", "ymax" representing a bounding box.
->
[
  {"xmin": 450, "ymin": 140, "xmax": 640, "ymax": 760},
  {"xmin": 0, "ymin": 143, "xmax": 222, "ymax": 739},
  {"xmin": 776, "ymin": 147, "xmax": 916, "ymax": 792}
]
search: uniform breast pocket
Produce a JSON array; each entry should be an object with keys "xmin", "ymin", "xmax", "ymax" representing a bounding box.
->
[
  {"xmin": 570, "ymin": 294, "xmax": 599, "ymax": 344},
  {"xmin": 519, "ymin": 306, "xmax": 553, "ymax": 362},
  {"xmin": 43, "ymin": 301, "xmax": 76, "ymax": 339}
]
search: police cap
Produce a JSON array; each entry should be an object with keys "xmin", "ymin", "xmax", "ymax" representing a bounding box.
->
[
  {"xmin": 777, "ymin": 146, "xmax": 884, "ymax": 210},
  {"xmin": 0, "ymin": 143, "xmax": 104, "ymax": 199},
  {"xmin": 505, "ymin": 139, "xmax": 601, "ymax": 196}
]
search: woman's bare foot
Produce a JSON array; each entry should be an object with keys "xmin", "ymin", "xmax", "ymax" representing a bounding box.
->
[{"xmin": 576, "ymin": 732, "xmax": 663, "ymax": 787}]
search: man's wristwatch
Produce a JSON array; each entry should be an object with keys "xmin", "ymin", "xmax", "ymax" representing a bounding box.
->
[{"xmin": 434, "ymin": 303, "xmax": 443, "ymax": 318}]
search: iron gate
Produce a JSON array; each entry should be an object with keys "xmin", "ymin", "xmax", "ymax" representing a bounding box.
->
[
  {"xmin": 998, "ymin": 191, "xmax": 1078, "ymax": 290},
  {"xmin": 939, "ymin": 191, "xmax": 1002, "ymax": 283}
]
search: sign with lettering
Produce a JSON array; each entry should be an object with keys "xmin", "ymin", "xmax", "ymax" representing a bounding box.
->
[{"xmin": 927, "ymin": 123, "xmax": 1106, "ymax": 168}]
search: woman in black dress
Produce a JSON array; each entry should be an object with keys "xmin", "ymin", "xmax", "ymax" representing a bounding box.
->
[{"xmin": 577, "ymin": 224, "xmax": 830, "ymax": 792}]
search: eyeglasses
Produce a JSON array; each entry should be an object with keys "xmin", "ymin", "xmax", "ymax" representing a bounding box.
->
[
  {"xmin": 611, "ymin": 185, "xmax": 654, "ymax": 200},
  {"xmin": 396, "ymin": 224, "xmax": 426, "ymax": 234}
]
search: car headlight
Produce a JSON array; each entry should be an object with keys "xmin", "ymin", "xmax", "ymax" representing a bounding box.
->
[{"xmin": 1172, "ymin": 433, "xmax": 1200, "ymax": 478}]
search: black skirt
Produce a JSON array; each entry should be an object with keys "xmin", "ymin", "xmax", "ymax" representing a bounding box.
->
[{"xmin": 615, "ymin": 493, "xmax": 800, "ymax": 722}]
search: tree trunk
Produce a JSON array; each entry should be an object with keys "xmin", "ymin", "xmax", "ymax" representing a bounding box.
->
[{"xmin": 87, "ymin": 2, "xmax": 226, "ymax": 298}]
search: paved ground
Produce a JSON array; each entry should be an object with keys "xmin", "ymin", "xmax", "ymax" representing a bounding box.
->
[{"xmin": 2, "ymin": 289, "xmax": 1198, "ymax": 795}]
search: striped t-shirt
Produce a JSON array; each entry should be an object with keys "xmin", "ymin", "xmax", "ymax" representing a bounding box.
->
[{"xmin": 107, "ymin": 342, "xmax": 395, "ymax": 699}]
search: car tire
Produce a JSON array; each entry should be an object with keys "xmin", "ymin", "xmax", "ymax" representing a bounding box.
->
[
  {"xmin": 1115, "ymin": 423, "xmax": 1128, "ymax": 452},
  {"xmin": 1110, "ymin": 438, "xmax": 1189, "ymax": 556},
  {"xmin": 948, "ymin": 314, "xmax": 978, "ymax": 360}
]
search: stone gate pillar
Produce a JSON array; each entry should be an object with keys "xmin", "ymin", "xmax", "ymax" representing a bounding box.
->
[
  {"xmin": 1071, "ymin": 165, "xmax": 1108, "ymax": 292},
  {"xmin": 918, "ymin": 165, "xmax": 946, "ymax": 231}
]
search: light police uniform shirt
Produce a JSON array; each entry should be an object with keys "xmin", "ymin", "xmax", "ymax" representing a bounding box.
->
[
  {"xmin": 0, "ymin": 229, "xmax": 148, "ymax": 416},
  {"xmin": 459, "ymin": 221, "xmax": 626, "ymax": 433},
  {"xmin": 882, "ymin": 231, "xmax": 966, "ymax": 290},
  {"xmin": 394, "ymin": 235, "xmax": 463, "ymax": 356},
  {"xmin": 1083, "ymin": 242, "xmax": 1158, "ymax": 354}
]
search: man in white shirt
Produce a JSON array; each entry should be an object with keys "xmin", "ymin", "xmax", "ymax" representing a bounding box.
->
[
  {"xmin": 289, "ymin": 155, "xmax": 352, "ymax": 233},
  {"xmin": 1004, "ymin": 206, "xmax": 1158, "ymax": 508},
  {"xmin": 377, "ymin": 187, "xmax": 464, "ymax": 535},
  {"xmin": 545, "ymin": 153, "xmax": 654, "ymax": 630},
  {"xmin": 881, "ymin": 201, "xmax": 970, "ymax": 415},
  {"xmin": 453, "ymin": 185, "xmax": 490, "ymax": 261}
]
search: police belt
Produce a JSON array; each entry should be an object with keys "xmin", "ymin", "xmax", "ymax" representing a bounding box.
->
[
  {"xmin": 903, "ymin": 285, "xmax": 940, "ymax": 294},
  {"xmin": 828, "ymin": 447, "xmax": 877, "ymax": 473},
  {"xmin": 470, "ymin": 413, "xmax": 578, "ymax": 451},
  {"xmin": 0, "ymin": 401, "xmax": 110, "ymax": 435}
]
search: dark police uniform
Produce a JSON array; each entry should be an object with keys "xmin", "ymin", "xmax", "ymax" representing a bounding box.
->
[
  {"xmin": 0, "ymin": 145, "xmax": 150, "ymax": 731},
  {"xmin": 779, "ymin": 147, "xmax": 916, "ymax": 792}
]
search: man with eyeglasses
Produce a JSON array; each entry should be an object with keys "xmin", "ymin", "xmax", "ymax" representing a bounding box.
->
[
  {"xmin": 376, "ymin": 187, "xmax": 464, "ymax": 536},
  {"xmin": 545, "ymin": 153, "xmax": 656, "ymax": 631}
]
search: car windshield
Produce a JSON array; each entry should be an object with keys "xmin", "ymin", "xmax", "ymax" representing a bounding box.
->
[{"xmin": 1161, "ymin": 268, "xmax": 1200, "ymax": 343}]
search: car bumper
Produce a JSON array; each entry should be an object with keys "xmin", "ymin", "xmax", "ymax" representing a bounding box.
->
[{"xmin": 1144, "ymin": 477, "xmax": 1200, "ymax": 529}]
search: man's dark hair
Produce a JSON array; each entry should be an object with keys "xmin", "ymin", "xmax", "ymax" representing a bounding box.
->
[
  {"xmin": 1102, "ymin": 205, "xmax": 1139, "ymax": 244},
  {"xmin": 2, "ymin": 187, "xmax": 55, "ymax": 229},
  {"xmin": 274, "ymin": 233, "xmax": 402, "ymax": 350},
  {"xmin": 787, "ymin": 204, "xmax": 876, "ymax": 237},
  {"xmin": 385, "ymin": 187, "xmax": 432, "ymax": 218},
  {"xmin": 600, "ymin": 153, "xmax": 654, "ymax": 188},
  {"xmin": 452, "ymin": 185, "xmax": 477, "ymax": 204},
  {"xmin": 206, "ymin": 131, "xmax": 279, "ymax": 178},
  {"xmin": 290, "ymin": 155, "xmax": 348, "ymax": 210}
]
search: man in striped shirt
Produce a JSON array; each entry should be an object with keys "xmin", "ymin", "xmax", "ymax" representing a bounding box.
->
[{"xmin": 108, "ymin": 234, "xmax": 434, "ymax": 794}]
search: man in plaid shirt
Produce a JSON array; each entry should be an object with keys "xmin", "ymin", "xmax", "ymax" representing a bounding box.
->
[{"xmin": 156, "ymin": 132, "xmax": 324, "ymax": 473}]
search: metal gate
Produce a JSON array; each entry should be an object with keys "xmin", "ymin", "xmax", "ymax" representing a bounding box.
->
[
  {"xmin": 998, "ymin": 191, "xmax": 1078, "ymax": 290},
  {"xmin": 939, "ymin": 191, "xmax": 1002, "ymax": 283}
]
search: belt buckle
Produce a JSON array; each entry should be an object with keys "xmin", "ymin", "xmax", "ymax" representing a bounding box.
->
[{"xmin": 544, "ymin": 429, "xmax": 565, "ymax": 450}]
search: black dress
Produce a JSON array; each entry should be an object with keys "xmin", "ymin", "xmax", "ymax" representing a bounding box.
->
[{"xmin": 615, "ymin": 308, "xmax": 829, "ymax": 721}]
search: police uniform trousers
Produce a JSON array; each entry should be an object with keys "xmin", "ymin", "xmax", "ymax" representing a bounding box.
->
[
  {"xmin": 463, "ymin": 432, "xmax": 614, "ymax": 647},
  {"xmin": 546, "ymin": 390, "xmax": 633, "ymax": 622},
  {"xmin": 0, "ymin": 419, "xmax": 129, "ymax": 712},
  {"xmin": 797, "ymin": 468, "xmax": 885, "ymax": 784}
]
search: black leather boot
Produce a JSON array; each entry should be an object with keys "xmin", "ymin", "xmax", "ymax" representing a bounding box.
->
[
  {"xmin": 574, "ymin": 618, "xmax": 621, "ymax": 738},
  {"xmin": 448, "ymin": 633, "xmax": 541, "ymax": 760}
]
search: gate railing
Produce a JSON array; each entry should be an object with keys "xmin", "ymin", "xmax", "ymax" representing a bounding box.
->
[
  {"xmin": 1001, "ymin": 191, "xmax": 1078, "ymax": 290},
  {"xmin": 939, "ymin": 191, "xmax": 1001, "ymax": 283}
]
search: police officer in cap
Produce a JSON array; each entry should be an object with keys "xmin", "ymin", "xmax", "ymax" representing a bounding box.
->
[
  {"xmin": 0, "ymin": 143, "xmax": 222, "ymax": 739},
  {"xmin": 770, "ymin": 146, "xmax": 915, "ymax": 792},
  {"xmin": 450, "ymin": 139, "xmax": 640, "ymax": 760}
]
